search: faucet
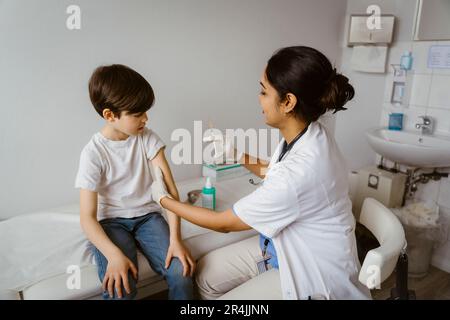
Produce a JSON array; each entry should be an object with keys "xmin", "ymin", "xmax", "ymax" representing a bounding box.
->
[{"xmin": 415, "ymin": 116, "xmax": 434, "ymax": 135}]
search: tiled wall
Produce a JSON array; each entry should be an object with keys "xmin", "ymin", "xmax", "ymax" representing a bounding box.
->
[
  {"xmin": 379, "ymin": 40, "xmax": 450, "ymax": 273},
  {"xmin": 381, "ymin": 40, "xmax": 450, "ymax": 133}
]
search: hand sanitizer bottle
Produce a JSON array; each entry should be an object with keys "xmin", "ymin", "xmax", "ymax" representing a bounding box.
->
[
  {"xmin": 202, "ymin": 177, "xmax": 216, "ymax": 210},
  {"xmin": 400, "ymin": 51, "xmax": 413, "ymax": 70}
]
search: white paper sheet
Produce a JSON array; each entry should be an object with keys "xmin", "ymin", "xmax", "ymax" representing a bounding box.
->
[
  {"xmin": 428, "ymin": 45, "xmax": 450, "ymax": 69},
  {"xmin": 0, "ymin": 209, "xmax": 93, "ymax": 291},
  {"xmin": 351, "ymin": 45, "xmax": 388, "ymax": 73}
]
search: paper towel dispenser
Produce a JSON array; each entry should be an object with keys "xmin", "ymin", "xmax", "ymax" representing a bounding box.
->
[{"xmin": 347, "ymin": 14, "xmax": 395, "ymax": 46}]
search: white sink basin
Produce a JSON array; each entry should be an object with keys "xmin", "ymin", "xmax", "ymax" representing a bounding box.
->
[{"xmin": 366, "ymin": 127, "xmax": 450, "ymax": 168}]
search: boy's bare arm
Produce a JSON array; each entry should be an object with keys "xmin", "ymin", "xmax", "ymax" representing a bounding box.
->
[
  {"xmin": 79, "ymin": 189, "xmax": 123, "ymax": 260},
  {"xmin": 151, "ymin": 147, "xmax": 195, "ymax": 276},
  {"xmin": 79, "ymin": 189, "xmax": 138, "ymax": 297},
  {"xmin": 150, "ymin": 147, "xmax": 181, "ymax": 241}
]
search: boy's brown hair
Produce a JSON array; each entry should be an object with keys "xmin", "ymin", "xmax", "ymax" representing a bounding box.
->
[{"xmin": 88, "ymin": 64, "xmax": 154, "ymax": 118}]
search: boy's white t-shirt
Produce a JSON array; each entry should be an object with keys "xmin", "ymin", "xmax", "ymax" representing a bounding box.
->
[{"xmin": 75, "ymin": 127, "xmax": 165, "ymax": 221}]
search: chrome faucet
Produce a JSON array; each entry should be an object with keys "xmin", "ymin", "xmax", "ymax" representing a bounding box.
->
[{"xmin": 415, "ymin": 116, "xmax": 434, "ymax": 135}]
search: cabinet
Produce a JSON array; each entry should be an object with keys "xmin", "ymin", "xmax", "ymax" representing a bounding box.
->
[{"xmin": 413, "ymin": 0, "xmax": 450, "ymax": 41}]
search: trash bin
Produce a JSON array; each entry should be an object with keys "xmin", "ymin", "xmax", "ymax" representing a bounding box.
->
[
  {"xmin": 392, "ymin": 201, "xmax": 446, "ymax": 278},
  {"xmin": 403, "ymin": 224, "xmax": 436, "ymax": 277}
]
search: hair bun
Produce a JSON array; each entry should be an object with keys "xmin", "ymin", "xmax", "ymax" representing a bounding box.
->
[
  {"xmin": 319, "ymin": 71, "xmax": 354, "ymax": 114},
  {"xmin": 325, "ymin": 68, "xmax": 337, "ymax": 85}
]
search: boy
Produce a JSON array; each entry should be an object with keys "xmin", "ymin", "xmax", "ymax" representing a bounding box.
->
[{"xmin": 75, "ymin": 64, "xmax": 195, "ymax": 300}]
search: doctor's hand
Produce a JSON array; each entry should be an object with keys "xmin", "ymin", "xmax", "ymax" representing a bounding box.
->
[
  {"xmin": 151, "ymin": 166, "xmax": 172, "ymax": 207},
  {"xmin": 221, "ymin": 138, "xmax": 244, "ymax": 164},
  {"xmin": 203, "ymin": 132, "xmax": 244, "ymax": 165},
  {"xmin": 230, "ymin": 147, "xmax": 245, "ymax": 164}
]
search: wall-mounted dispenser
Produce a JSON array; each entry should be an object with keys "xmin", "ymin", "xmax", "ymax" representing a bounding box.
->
[
  {"xmin": 390, "ymin": 64, "xmax": 407, "ymax": 105},
  {"xmin": 348, "ymin": 14, "xmax": 395, "ymax": 73},
  {"xmin": 347, "ymin": 14, "xmax": 395, "ymax": 46},
  {"xmin": 390, "ymin": 50, "xmax": 413, "ymax": 107}
]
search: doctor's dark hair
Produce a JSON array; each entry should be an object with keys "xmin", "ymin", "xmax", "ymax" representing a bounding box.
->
[
  {"xmin": 266, "ymin": 46, "xmax": 354, "ymax": 123},
  {"xmin": 88, "ymin": 64, "xmax": 154, "ymax": 119}
]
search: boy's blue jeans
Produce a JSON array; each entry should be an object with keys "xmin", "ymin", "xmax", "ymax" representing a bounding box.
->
[{"xmin": 91, "ymin": 211, "xmax": 194, "ymax": 300}]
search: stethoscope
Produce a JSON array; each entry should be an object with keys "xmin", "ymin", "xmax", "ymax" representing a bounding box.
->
[
  {"xmin": 248, "ymin": 124, "xmax": 309, "ymax": 186},
  {"xmin": 248, "ymin": 178, "xmax": 263, "ymax": 186}
]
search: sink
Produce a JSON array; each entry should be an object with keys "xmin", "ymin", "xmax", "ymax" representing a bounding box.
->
[{"xmin": 366, "ymin": 127, "xmax": 450, "ymax": 168}]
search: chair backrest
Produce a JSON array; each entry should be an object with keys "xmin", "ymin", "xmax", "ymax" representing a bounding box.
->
[{"xmin": 358, "ymin": 198, "xmax": 406, "ymax": 289}]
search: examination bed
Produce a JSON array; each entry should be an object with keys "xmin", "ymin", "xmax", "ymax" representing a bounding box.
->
[{"xmin": 0, "ymin": 173, "xmax": 258, "ymax": 300}]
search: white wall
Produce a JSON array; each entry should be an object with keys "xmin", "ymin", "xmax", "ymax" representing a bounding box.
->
[{"xmin": 0, "ymin": 0, "xmax": 347, "ymax": 218}]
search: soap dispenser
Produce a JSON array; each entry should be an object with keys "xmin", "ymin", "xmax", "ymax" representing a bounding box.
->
[
  {"xmin": 400, "ymin": 51, "xmax": 413, "ymax": 70},
  {"xmin": 390, "ymin": 64, "xmax": 407, "ymax": 106}
]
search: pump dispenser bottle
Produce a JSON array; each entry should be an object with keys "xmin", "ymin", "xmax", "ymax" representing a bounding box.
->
[{"xmin": 202, "ymin": 177, "xmax": 216, "ymax": 210}]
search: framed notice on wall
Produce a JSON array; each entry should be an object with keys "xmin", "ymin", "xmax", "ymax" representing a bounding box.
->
[{"xmin": 428, "ymin": 45, "xmax": 450, "ymax": 69}]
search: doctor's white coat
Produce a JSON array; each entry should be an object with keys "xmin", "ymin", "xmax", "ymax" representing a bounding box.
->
[{"xmin": 233, "ymin": 121, "xmax": 371, "ymax": 300}]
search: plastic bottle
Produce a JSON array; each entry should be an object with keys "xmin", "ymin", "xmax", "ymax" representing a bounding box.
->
[
  {"xmin": 400, "ymin": 51, "xmax": 413, "ymax": 70},
  {"xmin": 202, "ymin": 177, "xmax": 216, "ymax": 210}
]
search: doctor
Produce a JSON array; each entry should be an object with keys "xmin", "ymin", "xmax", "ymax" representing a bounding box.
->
[{"xmin": 151, "ymin": 46, "xmax": 371, "ymax": 300}]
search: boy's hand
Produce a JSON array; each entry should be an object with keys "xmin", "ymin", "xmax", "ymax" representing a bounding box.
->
[
  {"xmin": 165, "ymin": 240, "xmax": 196, "ymax": 277},
  {"xmin": 151, "ymin": 166, "xmax": 172, "ymax": 206},
  {"xmin": 102, "ymin": 254, "xmax": 138, "ymax": 299}
]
